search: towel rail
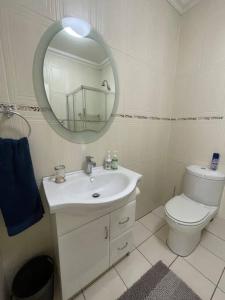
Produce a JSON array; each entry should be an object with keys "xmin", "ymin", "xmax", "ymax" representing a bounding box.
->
[{"xmin": 0, "ymin": 107, "xmax": 31, "ymax": 138}]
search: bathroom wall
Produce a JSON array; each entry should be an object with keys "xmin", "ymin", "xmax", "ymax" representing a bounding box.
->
[
  {"xmin": 0, "ymin": 250, "xmax": 6, "ymax": 300},
  {"xmin": 0, "ymin": 0, "xmax": 180, "ymax": 295},
  {"xmin": 163, "ymin": 0, "xmax": 225, "ymax": 217}
]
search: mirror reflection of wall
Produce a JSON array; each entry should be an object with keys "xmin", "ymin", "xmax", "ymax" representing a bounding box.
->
[{"xmin": 43, "ymin": 29, "xmax": 115, "ymax": 133}]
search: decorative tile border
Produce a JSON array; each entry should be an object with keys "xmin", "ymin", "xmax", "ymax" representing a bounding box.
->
[
  {"xmin": 112, "ymin": 113, "xmax": 224, "ymax": 121},
  {"xmin": 0, "ymin": 104, "xmax": 224, "ymax": 122},
  {"xmin": 198, "ymin": 116, "xmax": 223, "ymax": 120},
  {"xmin": 0, "ymin": 103, "xmax": 41, "ymax": 112},
  {"xmin": 176, "ymin": 116, "xmax": 224, "ymax": 121},
  {"xmin": 177, "ymin": 117, "xmax": 197, "ymax": 121},
  {"xmin": 112, "ymin": 113, "xmax": 170, "ymax": 120}
]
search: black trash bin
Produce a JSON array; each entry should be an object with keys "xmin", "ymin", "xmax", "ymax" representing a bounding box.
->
[{"xmin": 11, "ymin": 255, "xmax": 54, "ymax": 300}]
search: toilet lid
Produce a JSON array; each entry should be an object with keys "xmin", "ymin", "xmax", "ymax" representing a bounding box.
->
[{"xmin": 165, "ymin": 195, "xmax": 210, "ymax": 224}]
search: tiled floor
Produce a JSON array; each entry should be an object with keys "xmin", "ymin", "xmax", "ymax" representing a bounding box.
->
[{"xmin": 56, "ymin": 206, "xmax": 225, "ymax": 300}]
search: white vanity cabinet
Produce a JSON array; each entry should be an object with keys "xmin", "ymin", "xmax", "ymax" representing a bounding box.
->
[
  {"xmin": 53, "ymin": 194, "xmax": 136, "ymax": 300},
  {"xmin": 44, "ymin": 166, "xmax": 142, "ymax": 299},
  {"xmin": 58, "ymin": 215, "xmax": 110, "ymax": 300}
]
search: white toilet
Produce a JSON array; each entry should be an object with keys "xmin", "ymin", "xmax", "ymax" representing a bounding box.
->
[{"xmin": 165, "ymin": 165, "xmax": 225, "ymax": 256}]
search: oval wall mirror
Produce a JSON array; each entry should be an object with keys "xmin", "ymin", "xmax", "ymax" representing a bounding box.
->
[{"xmin": 33, "ymin": 18, "xmax": 119, "ymax": 143}]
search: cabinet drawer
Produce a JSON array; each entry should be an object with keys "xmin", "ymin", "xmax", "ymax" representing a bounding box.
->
[
  {"xmin": 110, "ymin": 200, "xmax": 136, "ymax": 239},
  {"xmin": 110, "ymin": 230, "xmax": 133, "ymax": 266}
]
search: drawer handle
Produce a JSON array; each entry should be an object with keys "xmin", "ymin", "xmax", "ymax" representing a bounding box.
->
[
  {"xmin": 104, "ymin": 226, "xmax": 109, "ymax": 239},
  {"xmin": 119, "ymin": 217, "xmax": 130, "ymax": 225},
  {"xmin": 118, "ymin": 242, "xmax": 128, "ymax": 251}
]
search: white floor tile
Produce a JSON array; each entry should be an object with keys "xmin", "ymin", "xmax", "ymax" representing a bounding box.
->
[
  {"xmin": 201, "ymin": 231, "xmax": 225, "ymax": 261},
  {"xmin": 73, "ymin": 293, "xmax": 85, "ymax": 300},
  {"xmin": 139, "ymin": 212, "xmax": 165, "ymax": 233},
  {"xmin": 138, "ymin": 235, "xmax": 176, "ymax": 267},
  {"xmin": 152, "ymin": 205, "xmax": 165, "ymax": 219},
  {"xmin": 54, "ymin": 286, "xmax": 84, "ymax": 300},
  {"xmin": 170, "ymin": 258, "xmax": 215, "ymax": 300},
  {"xmin": 155, "ymin": 224, "xmax": 169, "ymax": 243},
  {"xmin": 207, "ymin": 217, "xmax": 225, "ymax": 241},
  {"xmin": 185, "ymin": 245, "xmax": 225, "ymax": 284},
  {"xmin": 115, "ymin": 249, "xmax": 151, "ymax": 288},
  {"xmin": 84, "ymin": 268, "xmax": 126, "ymax": 300},
  {"xmin": 212, "ymin": 288, "xmax": 225, "ymax": 300},
  {"xmin": 218, "ymin": 270, "xmax": 225, "ymax": 293},
  {"xmin": 132, "ymin": 221, "xmax": 152, "ymax": 247}
]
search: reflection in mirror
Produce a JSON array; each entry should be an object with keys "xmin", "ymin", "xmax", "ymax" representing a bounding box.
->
[{"xmin": 43, "ymin": 29, "xmax": 115, "ymax": 133}]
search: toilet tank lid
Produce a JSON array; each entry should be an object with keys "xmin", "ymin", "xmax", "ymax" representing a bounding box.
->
[{"xmin": 186, "ymin": 165, "xmax": 225, "ymax": 181}]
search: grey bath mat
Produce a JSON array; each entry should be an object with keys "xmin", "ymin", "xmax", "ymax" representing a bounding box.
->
[{"xmin": 118, "ymin": 261, "xmax": 201, "ymax": 300}]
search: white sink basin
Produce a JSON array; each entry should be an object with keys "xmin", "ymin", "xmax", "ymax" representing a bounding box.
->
[{"xmin": 43, "ymin": 166, "xmax": 142, "ymax": 214}]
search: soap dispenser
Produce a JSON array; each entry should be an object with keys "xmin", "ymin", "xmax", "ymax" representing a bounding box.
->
[
  {"xmin": 111, "ymin": 151, "xmax": 118, "ymax": 170},
  {"xmin": 104, "ymin": 150, "xmax": 112, "ymax": 170}
]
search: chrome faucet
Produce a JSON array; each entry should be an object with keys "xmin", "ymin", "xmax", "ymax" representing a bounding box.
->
[{"xmin": 84, "ymin": 156, "xmax": 96, "ymax": 175}]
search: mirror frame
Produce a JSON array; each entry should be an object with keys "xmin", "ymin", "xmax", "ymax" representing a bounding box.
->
[{"xmin": 33, "ymin": 18, "xmax": 119, "ymax": 144}]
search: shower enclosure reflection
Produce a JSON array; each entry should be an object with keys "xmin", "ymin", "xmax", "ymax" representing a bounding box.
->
[
  {"xmin": 66, "ymin": 85, "xmax": 115, "ymax": 132},
  {"xmin": 43, "ymin": 27, "xmax": 115, "ymax": 133}
]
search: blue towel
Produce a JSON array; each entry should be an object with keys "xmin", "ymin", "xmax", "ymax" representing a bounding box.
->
[{"xmin": 0, "ymin": 137, "xmax": 44, "ymax": 236}]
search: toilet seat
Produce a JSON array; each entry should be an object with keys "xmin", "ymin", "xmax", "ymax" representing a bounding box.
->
[{"xmin": 165, "ymin": 194, "xmax": 210, "ymax": 225}]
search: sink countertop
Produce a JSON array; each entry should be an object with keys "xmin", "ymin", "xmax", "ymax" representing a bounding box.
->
[{"xmin": 43, "ymin": 166, "xmax": 142, "ymax": 214}]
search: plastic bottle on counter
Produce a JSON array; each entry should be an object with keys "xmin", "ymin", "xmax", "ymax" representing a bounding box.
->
[
  {"xmin": 111, "ymin": 151, "xmax": 118, "ymax": 170},
  {"xmin": 104, "ymin": 150, "xmax": 112, "ymax": 170}
]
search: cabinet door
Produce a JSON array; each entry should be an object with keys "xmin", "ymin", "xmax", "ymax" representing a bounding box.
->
[{"xmin": 58, "ymin": 215, "xmax": 110, "ymax": 300}]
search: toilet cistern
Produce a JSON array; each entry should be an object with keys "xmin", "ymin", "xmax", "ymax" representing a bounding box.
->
[{"xmin": 84, "ymin": 156, "xmax": 96, "ymax": 175}]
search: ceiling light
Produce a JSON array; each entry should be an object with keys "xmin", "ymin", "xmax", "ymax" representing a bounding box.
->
[
  {"xmin": 64, "ymin": 27, "xmax": 82, "ymax": 38},
  {"xmin": 61, "ymin": 17, "xmax": 91, "ymax": 38}
]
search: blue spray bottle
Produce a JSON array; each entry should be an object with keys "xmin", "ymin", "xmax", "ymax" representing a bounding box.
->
[{"xmin": 210, "ymin": 153, "xmax": 220, "ymax": 171}]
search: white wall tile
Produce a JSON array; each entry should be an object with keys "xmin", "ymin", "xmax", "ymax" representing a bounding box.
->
[
  {"xmin": 168, "ymin": 120, "xmax": 225, "ymax": 165},
  {"xmin": 96, "ymin": 0, "xmax": 127, "ymax": 52},
  {"xmin": 193, "ymin": 64, "xmax": 225, "ymax": 116},
  {"xmin": 0, "ymin": 39, "xmax": 9, "ymax": 103},
  {"xmin": 170, "ymin": 0, "xmax": 225, "ymax": 219},
  {"xmin": 202, "ymin": 9, "xmax": 225, "ymax": 69},
  {"xmin": 147, "ymin": 0, "xmax": 180, "ymax": 73},
  {"xmin": 14, "ymin": 0, "xmax": 57, "ymax": 20},
  {"xmin": 124, "ymin": 57, "xmax": 157, "ymax": 115},
  {"xmin": 0, "ymin": 250, "xmax": 7, "ymax": 300},
  {"xmin": 176, "ymin": 1, "xmax": 209, "ymax": 76},
  {"xmin": 60, "ymin": 0, "xmax": 92, "ymax": 23},
  {"xmin": 0, "ymin": 3, "xmax": 52, "ymax": 104},
  {"xmin": 126, "ymin": 0, "xmax": 152, "ymax": 62},
  {"xmin": 0, "ymin": 209, "xmax": 52, "ymax": 288},
  {"xmin": 170, "ymin": 0, "xmax": 225, "ymax": 222}
]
